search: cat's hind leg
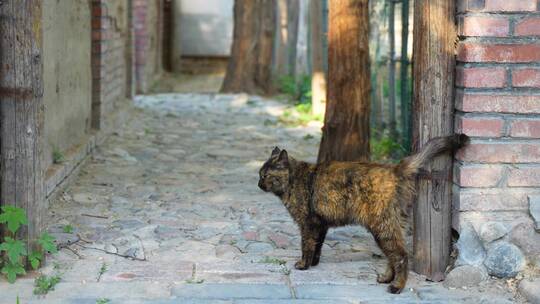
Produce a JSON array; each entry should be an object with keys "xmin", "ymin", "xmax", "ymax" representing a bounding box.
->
[
  {"xmin": 373, "ymin": 232, "xmax": 395, "ymax": 283},
  {"xmin": 371, "ymin": 222, "xmax": 408, "ymax": 294}
]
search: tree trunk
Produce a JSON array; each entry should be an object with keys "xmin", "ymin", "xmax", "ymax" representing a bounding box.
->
[
  {"xmin": 412, "ymin": 0, "xmax": 456, "ymax": 281},
  {"xmin": 388, "ymin": 0, "xmax": 397, "ymax": 138},
  {"xmin": 310, "ymin": 0, "xmax": 326, "ymax": 117},
  {"xmin": 400, "ymin": 0, "xmax": 411, "ymax": 150},
  {"xmin": 221, "ymin": 0, "xmax": 276, "ymax": 94},
  {"xmin": 318, "ymin": 0, "xmax": 370, "ymax": 162},
  {"xmin": 274, "ymin": 0, "xmax": 300, "ymax": 77},
  {"xmin": 295, "ymin": 0, "xmax": 310, "ymax": 78},
  {"xmin": 0, "ymin": 0, "xmax": 45, "ymax": 255},
  {"xmin": 286, "ymin": 0, "xmax": 300, "ymax": 77}
]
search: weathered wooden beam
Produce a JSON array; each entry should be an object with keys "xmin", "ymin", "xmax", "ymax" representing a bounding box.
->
[
  {"xmin": 0, "ymin": 0, "xmax": 45, "ymax": 253},
  {"xmin": 411, "ymin": 0, "xmax": 456, "ymax": 281}
]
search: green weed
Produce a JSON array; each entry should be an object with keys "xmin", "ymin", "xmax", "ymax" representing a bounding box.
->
[
  {"xmin": 63, "ymin": 225, "xmax": 74, "ymax": 234},
  {"xmin": 371, "ymin": 132, "xmax": 406, "ymax": 163},
  {"xmin": 33, "ymin": 274, "xmax": 61, "ymax": 295},
  {"xmin": 258, "ymin": 256, "xmax": 286, "ymax": 265},
  {"xmin": 52, "ymin": 148, "xmax": 65, "ymax": 164},
  {"xmin": 0, "ymin": 206, "xmax": 57, "ymax": 283}
]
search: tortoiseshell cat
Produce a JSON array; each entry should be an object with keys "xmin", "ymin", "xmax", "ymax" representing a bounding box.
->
[{"xmin": 258, "ymin": 134, "xmax": 469, "ymax": 294}]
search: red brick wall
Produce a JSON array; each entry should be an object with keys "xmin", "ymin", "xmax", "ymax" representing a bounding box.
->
[
  {"xmin": 454, "ymin": 1, "xmax": 540, "ymax": 222},
  {"xmin": 91, "ymin": 0, "xmax": 131, "ymax": 130},
  {"xmin": 133, "ymin": 0, "xmax": 165, "ymax": 93},
  {"xmin": 134, "ymin": 0, "xmax": 149, "ymax": 93}
]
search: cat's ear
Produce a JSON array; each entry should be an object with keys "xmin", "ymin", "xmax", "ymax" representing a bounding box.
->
[
  {"xmin": 271, "ymin": 147, "xmax": 281, "ymax": 157},
  {"xmin": 277, "ymin": 150, "xmax": 289, "ymax": 167}
]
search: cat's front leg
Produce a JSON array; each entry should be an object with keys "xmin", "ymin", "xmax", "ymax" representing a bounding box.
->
[
  {"xmin": 311, "ymin": 225, "xmax": 328, "ymax": 266},
  {"xmin": 295, "ymin": 226, "xmax": 318, "ymax": 270}
]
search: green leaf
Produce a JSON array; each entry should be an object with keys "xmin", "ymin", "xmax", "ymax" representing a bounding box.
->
[
  {"xmin": 0, "ymin": 206, "xmax": 28, "ymax": 233},
  {"xmin": 28, "ymin": 251, "xmax": 43, "ymax": 270},
  {"xmin": 0, "ymin": 237, "xmax": 27, "ymax": 263},
  {"xmin": 1, "ymin": 262, "xmax": 26, "ymax": 283},
  {"xmin": 38, "ymin": 232, "xmax": 57, "ymax": 254}
]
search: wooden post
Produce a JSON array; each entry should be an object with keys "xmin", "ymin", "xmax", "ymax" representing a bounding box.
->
[
  {"xmin": 0, "ymin": 0, "xmax": 45, "ymax": 253},
  {"xmin": 318, "ymin": 0, "xmax": 370, "ymax": 163},
  {"xmin": 412, "ymin": 0, "xmax": 456, "ymax": 281}
]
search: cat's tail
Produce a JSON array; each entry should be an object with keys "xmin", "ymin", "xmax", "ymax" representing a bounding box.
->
[{"xmin": 397, "ymin": 134, "xmax": 470, "ymax": 178}]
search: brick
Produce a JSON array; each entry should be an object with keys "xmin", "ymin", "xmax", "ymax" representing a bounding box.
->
[
  {"xmin": 456, "ymin": 165, "xmax": 504, "ymax": 187},
  {"xmin": 510, "ymin": 120, "xmax": 540, "ymax": 138},
  {"xmin": 457, "ymin": 142, "xmax": 540, "ymax": 163},
  {"xmin": 507, "ymin": 167, "xmax": 540, "ymax": 187},
  {"xmin": 458, "ymin": 43, "xmax": 540, "ymax": 63},
  {"xmin": 456, "ymin": 67, "xmax": 507, "ymax": 88},
  {"xmin": 458, "ymin": 0, "xmax": 486, "ymax": 12},
  {"xmin": 456, "ymin": 116, "xmax": 504, "ymax": 137},
  {"xmin": 459, "ymin": 16, "xmax": 509, "ymax": 37},
  {"xmin": 92, "ymin": 4, "xmax": 107, "ymax": 17},
  {"xmin": 485, "ymin": 0, "xmax": 537, "ymax": 11},
  {"xmin": 512, "ymin": 69, "xmax": 540, "ymax": 88},
  {"xmin": 515, "ymin": 17, "xmax": 540, "ymax": 36},
  {"xmin": 457, "ymin": 189, "xmax": 530, "ymax": 211},
  {"xmin": 456, "ymin": 93, "xmax": 540, "ymax": 114}
]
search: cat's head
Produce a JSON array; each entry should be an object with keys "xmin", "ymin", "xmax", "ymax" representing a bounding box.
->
[{"xmin": 258, "ymin": 147, "xmax": 290, "ymax": 196}]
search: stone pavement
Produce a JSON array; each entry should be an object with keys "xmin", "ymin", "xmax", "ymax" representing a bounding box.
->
[{"xmin": 0, "ymin": 94, "xmax": 524, "ymax": 303}]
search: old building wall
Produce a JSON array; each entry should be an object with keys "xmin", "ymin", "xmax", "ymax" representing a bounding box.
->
[
  {"xmin": 43, "ymin": 0, "xmax": 93, "ymax": 170},
  {"xmin": 91, "ymin": 0, "xmax": 131, "ymax": 130},
  {"xmin": 453, "ymin": 0, "xmax": 540, "ymax": 279},
  {"xmin": 134, "ymin": 0, "xmax": 165, "ymax": 93}
]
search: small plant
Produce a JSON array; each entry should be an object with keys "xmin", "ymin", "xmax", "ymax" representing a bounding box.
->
[
  {"xmin": 303, "ymin": 134, "xmax": 315, "ymax": 141},
  {"xmin": 280, "ymin": 265, "xmax": 291, "ymax": 275},
  {"xmin": 96, "ymin": 299, "xmax": 111, "ymax": 304},
  {"xmin": 33, "ymin": 274, "xmax": 61, "ymax": 295},
  {"xmin": 52, "ymin": 148, "xmax": 65, "ymax": 164},
  {"xmin": 0, "ymin": 206, "xmax": 57, "ymax": 283},
  {"xmin": 371, "ymin": 132, "xmax": 406, "ymax": 163},
  {"xmin": 63, "ymin": 225, "xmax": 74, "ymax": 234},
  {"xmin": 258, "ymin": 256, "xmax": 286, "ymax": 265},
  {"xmin": 97, "ymin": 262, "xmax": 107, "ymax": 281}
]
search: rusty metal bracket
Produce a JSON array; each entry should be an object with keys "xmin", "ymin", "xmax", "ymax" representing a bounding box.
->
[{"xmin": 0, "ymin": 87, "xmax": 33, "ymax": 99}]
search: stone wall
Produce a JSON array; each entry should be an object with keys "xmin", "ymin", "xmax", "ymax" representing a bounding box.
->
[
  {"xmin": 43, "ymin": 0, "xmax": 93, "ymax": 170},
  {"xmin": 452, "ymin": 0, "xmax": 540, "ymax": 283}
]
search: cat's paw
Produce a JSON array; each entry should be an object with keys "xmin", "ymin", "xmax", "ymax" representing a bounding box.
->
[
  {"xmin": 376, "ymin": 273, "xmax": 393, "ymax": 284},
  {"xmin": 387, "ymin": 284, "xmax": 403, "ymax": 294},
  {"xmin": 311, "ymin": 256, "xmax": 320, "ymax": 266},
  {"xmin": 294, "ymin": 260, "xmax": 309, "ymax": 270}
]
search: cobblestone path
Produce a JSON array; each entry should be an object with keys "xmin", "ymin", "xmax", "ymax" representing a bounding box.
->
[{"xmin": 2, "ymin": 94, "xmax": 521, "ymax": 303}]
